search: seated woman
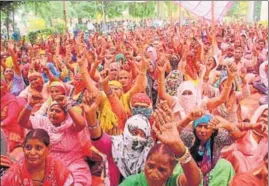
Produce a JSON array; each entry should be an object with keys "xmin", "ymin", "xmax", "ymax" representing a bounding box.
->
[
  {"xmin": 1, "ymin": 80, "xmax": 24, "ymax": 152},
  {"xmin": 221, "ymin": 104, "xmax": 268, "ymax": 173},
  {"xmin": 84, "ymin": 94, "xmax": 154, "ymax": 186},
  {"xmin": 36, "ymin": 81, "xmax": 67, "ymax": 116},
  {"xmin": 1, "ymin": 129, "xmax": 74, "ymax": 185},
  {"xmin": 120, "ymin": 107, "xmax": 202, "ymax": 186},
  {"xmin": 177, "ymin": 112, "xmax": 242, "ymax": 185},
  {"xmin": 18, "ymin": 93, "xmax": 92, "ymax": 186},
  {"xmin": 2, "ymin": 41, "xmax": 25, "ymax": 96},
  {"xmin": 158, "ymin": 61, "xmax": 237, "ymax": 120}
]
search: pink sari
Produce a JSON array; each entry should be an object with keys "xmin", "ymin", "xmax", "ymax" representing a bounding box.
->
[
  {"xmin": 1, "ymin": 93, "xmax": 24, "ymax": 151},
  {"xmin": 221, "ymin": 105, "xmax": 268, "ymax": 173},
  {"xmin": 1, "ymin": 156, "xmax": 73, "ymax": 186}
]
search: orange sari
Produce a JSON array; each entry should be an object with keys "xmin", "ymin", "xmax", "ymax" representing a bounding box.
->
[{"xmin": 1, "ymin": 156, "xmax": 73, "ymax": 186}]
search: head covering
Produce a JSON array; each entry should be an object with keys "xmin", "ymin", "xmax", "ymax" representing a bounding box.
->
[
  {"xmin": 251, "ymin": 105, "xmax": 268, "ymax": 124},
  {"xmin": 108, "ymin": 80, "xmax": 123, "ymax": 88},
  {"xmin": 147, "ymin": 46, "xmax": 157, "ymax": 63},
  {"xmin": 131, "ymin": 93, "xmax": 152, "ymax": 118},
  {"xmin": 39, "ymin": 50, "xmax": 45, "ymax": 55},
  {"xmin": 193, "ymin": 114, "xmax": 213, "ymax": 128},
  {"xmin": 229, "ymin": 172, "xmax": 263, "ymax": 186},
  {"xmin": 27, "ymin": 71, "xmax": 42, "ymax": 79},
  {"xmin": 131, "ymin": 93, "xmax": 151, "ymax": 107},
  {"xmin": 115, "ymin": 53, "xmax": 126, "ymax": 63},
  {"xmin": 109, "ymin": 62, "xmax": 120, "ymax": 71},
  {"xmin": 49, "ymin": 81, "xmax": 66, "ymax": 95},
  {"xmin": 177, "ymin": 81, "xmax": 202, "ymax": 115},
  {"xmin": 165, "ymin": 70, "xmax": 183, "ymax": 96},
  {"xmin": 111, "ymin": 114, "xmax": 153, "ymax": 178},
  {"xmin": 193, "ymin": 114, "xmax": 214, "ymax": 176}
]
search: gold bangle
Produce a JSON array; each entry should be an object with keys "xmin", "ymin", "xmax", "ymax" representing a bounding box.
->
[
  {"xmin": 139, "ymin": 71, "xmax": 147, "ymax": 75},
  {"xmin": 174, "ymin": 146, "xmax": 192, "ymax": 164}
]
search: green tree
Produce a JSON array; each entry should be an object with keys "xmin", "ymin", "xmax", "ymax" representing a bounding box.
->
[{"xmin": 128, "ymin": 1, "xmax": 156, "ymax": 18}]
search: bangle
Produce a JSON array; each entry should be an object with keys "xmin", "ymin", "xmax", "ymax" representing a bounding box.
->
[
  {"xmin": 158, "ymin": 80, "xmax": 165, "ymax": 84},
  {"xmin": 25, "ymin": 104, "xmax": 33, "ymax": 111},
  {"xmin": 88, "ymin": 122, "xmax": 99, "ymax": 130},
  {"xmin": 174, "ymin": 146, "xmax": 192, "ymax": 164},
  {"xmin": 139, "ymin": 71, "xmax": 147, "ymax": 75}
]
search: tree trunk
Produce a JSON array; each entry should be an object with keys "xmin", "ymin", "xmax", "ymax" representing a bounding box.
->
[
  {"xmin": 78, "ymin": 18, "xmax": 82, "ymax": 24},
  {"xmin": 48, "ymin": 17, "xmax": 53, "ymax": 27},
  {"xmin": 12, "ymin": 6, "xmax": 15, "ymax": 32},
  {"xmin": 6, "ymin": 11, "xmax": 10, "ymax": 39}
]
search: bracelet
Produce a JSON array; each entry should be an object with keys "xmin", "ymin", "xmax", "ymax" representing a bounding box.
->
[
  {"xmin": 174, "ymin": 146, "xmax": 192, "ymax": 164},
  {"xmin": 139, "ymin": 71, "xmax": 147, "ymax": 75},
  {"xmin": 88, "ymin": 123, "xmax": 99, "ymax": 130},
  {"xmin": 25, "ymin": 104, "xmax": 33, "ymax": 111},
  {"xmin": 158, "ymin": 80, "xmax": 165, "ymax": 84}
]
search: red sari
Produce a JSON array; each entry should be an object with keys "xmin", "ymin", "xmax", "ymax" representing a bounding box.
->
[
  {"xmin": 1, "ymin": 93, "xmax": 24, "ymax": 151},
  {"xmin": 1, "ymin": 156, "xmax": 73, "ymax": 186}
]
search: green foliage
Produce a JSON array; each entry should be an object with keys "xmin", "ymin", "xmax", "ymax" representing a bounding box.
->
[
  {"xmin": 28, "ymin": 31, "xmax": 39, "ymax": 44},
  {"xmin": 105, "ymin": 1, "xmax": 126, "ymax": 19},
  {"xmin": 128, "ymin": 2, "xmax": 156, "ymax": 18},
  {"xmin": 227, "ymin": 1, "xmax": 248, "ymax": 18}
]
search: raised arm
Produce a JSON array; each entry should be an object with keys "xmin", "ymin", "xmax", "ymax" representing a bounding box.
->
[
  {"xmin": 209, "ymin": 116, "xmax": 244, "ymax": 140},
  {"xmin": 100, "ymin": 70, "xmax": 127, "ymax": 132},
  {"xmin": 54, "ymin": 95, "xmax": 86, "ymax": 132},
  {"xmin": 7, "ymin": 41, "xmax": 20, "ymax": 75},
  {"xmin": 206, "ymin": 62, "xmax": 237, "ymax": 110},
  {"xmin": 17, "ymin": 92, "xmax": 43, "ymax": 129},
  {"xmin": 152, "ymin": 108, "xmax": 201, "ymax": 186},
  {"xmin": 157, "ymin": 58, "xmax": 174, "ymax": 107},
  {"xmin": 83, "ymin": 93, "xmax": 102, "ymax": 139},
  {"xmin": 128, "ymin": 56, "xmax": 148, "ymax": 97},
  {"xmin": 77, "ymin": 49, "xmax": 103, "ymax": 106}
]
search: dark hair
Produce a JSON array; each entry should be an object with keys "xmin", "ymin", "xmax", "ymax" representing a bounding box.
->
[
  {"xmin": 190, "ymin": 129, "xmax": 218, "ymax": 162},
  {"xmin": 146, "ymin": 143, "xmax": 177, "ymax": 168},
  {"xmin": 23, "ymin": 129, "xmax": 50, "ymax": 147}
]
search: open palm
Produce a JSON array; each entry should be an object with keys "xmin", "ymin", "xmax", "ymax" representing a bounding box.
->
[{"xmin": 153, "ymin": 108, "xmax": 182, "ymax": 146}]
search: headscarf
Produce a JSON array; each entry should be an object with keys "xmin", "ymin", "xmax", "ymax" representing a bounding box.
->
[
  {"xmin": 109, "ymin": 62, "xmax": 120, "ymax": 71},
  {"xmin": 130, "ymin": 93, "xmax": 152, "ymax": 119},
  {"xmin": 130, "ymin": 93, "xmax": 151, "ymax": 107},
  {"xmin": 49, "ymin": 81, "xmax": 67, "ymax": 95},
  {"xmin": 47, "ymin": 102, "xmax": 73, "ymax": 143},
  {"xmin": 229, "ymin": 172, "xmax": 264, "ymax": 186},
  {"xmin": 27, "ymin": 71, "xmax": 42, "ymax": 79},
  {"xmin": 115, "ymin": 53, "xmax": 126, "ymax": 63},
  {"xmin": 177, "ymin": 81, "xmax": 202, "ymax": 115},
  {"xmin": 193, "ymin": 114, "xmax": 213, "ymax": 176},
  {"xmin": 108, "ymin": 80, "xmax": 123, "ymax": 88},
  {"xmin": 111, "ymin": 114, "xmax": 153, "ymax": 178},
  {"xmin": 147, "ymin": 46, "xmax": 157, "ymax": 63},
  {"xmin": 165, "ymin": 70, "xmax": 183, "ymax": 96},
  {"xmin": 251, "ymin": 104, "xmax": 268, "ymax": 124}
]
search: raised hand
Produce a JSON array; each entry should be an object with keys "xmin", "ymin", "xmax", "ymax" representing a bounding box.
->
[
  {"xmin": 28, "ymin": 92, "xmax": 43, "ymax": 107},
  {"xmin": 187, "ymin": 109, "xmax": 205, "ymax": 121},
  {"xmin": 7, "ymin": 40, "xmax": 15, "ymax": 51},
  {"xmin": 100, "ymin": 69, "xmax": 111, "ymax": 85},
  {"xmin": 152, "ymin": 108, "xmax": 180, "ymax": 146},
  {"xmin": 54, "ymin": 95, "xmax": 68, "ymax": 108},
  {"xmin": 226, "ymin": 62, "xmax": 237, "ymax": 80},
  {"xmin": 252, "ymin": 122, "xmax": 268, "ymax": 136},
  {"xmin": 208, "ymin": 116, "xmax": 229, "ymax": 130},
  {"xmin": 156, "ymin": 57, "xmax": 167, "ymax": 73}
]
